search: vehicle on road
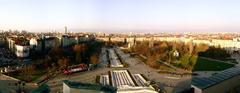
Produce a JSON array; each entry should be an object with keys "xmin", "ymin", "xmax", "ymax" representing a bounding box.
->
[{"xmin": 63, "ymin": 64, "xmax": 88, "ymax": 74}]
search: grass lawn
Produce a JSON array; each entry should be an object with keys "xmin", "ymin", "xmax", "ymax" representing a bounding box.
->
[{"xmin": 193, "ymin": 58, "xmax": 234, "ymax": 71}]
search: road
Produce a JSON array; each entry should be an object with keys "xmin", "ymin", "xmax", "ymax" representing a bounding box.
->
[{"xmin": 200, "ymin": 56, "xmax": 236, "ymax": 65}]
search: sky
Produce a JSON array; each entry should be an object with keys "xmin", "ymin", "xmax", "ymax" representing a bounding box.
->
[{"xmin": 0, "ymin": 0, "xmax": 240, "ymax": 33}]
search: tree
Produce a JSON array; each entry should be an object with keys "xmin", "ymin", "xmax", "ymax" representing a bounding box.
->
[
  {"xmin": 133, "ymin": 41, "xmax": 149, "ymax": 55},
  {"xmin": 90, "ymin": 54, "xmax": 99, "ymax": 64},
  {"xmin": 196, "ymin": 44, "xmax": 209, "ymax": 52},
  {"xmin": 146, "ymin": 55, "xmax": 159, "ymax": 69},
  {"xmin": 22, "ymin": 65, "xmax": 36, "ymax": 82},
  {"xmin": 189, "ymin": 55, "xmax": 198, "ymax": 68},
  {"xmin": 159, "ymin": 42, "xmax": 168, "ymax": 49},
  {"xmin": 73, "ymin": 44, "xmax": 86, "ymax": 63},
  {"xmin": 198, "ymin": 46, "xmax": 230, "ymax": 60},
  {"xmin": 62, "ymin": 57, "xmax": 69, "ymax": 69},
  {"xmin": 186, "ymin": 42, "xmax": 193, "ymax": 55},
  {"xmin": 57, "ymin": 59, "xmax": 64, "ymax": 70},
  {"xmin": 57, "ymin": 57, "xmax": 69, "ymax": 70},
  {"xmin": 179, "ymin": 54, "xmax": 190, "ymax": 69}
]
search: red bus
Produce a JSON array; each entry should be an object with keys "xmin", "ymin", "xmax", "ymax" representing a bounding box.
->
[{"xmin": 63, "ymin": 64, "xmax": 88, "ymax": 74}]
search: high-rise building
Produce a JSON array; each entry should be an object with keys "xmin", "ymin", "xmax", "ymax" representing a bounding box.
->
[{"xmin": 65, "ymin": 26, "xmax": 68, "ymax": 34}]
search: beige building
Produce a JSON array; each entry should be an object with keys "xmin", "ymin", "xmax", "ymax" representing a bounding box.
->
[
  {"xmin": 15, "ymin": 44, "xmax": 30, "ymax": 57},
  {"xmin": 7, "ymin": 37, "xmax": 16, "ymax": 52}
]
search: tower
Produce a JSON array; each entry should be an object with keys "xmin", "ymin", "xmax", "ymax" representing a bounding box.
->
[{"xmin": 65, "ymin": 26, "xmax": 68, "ymax": 34}]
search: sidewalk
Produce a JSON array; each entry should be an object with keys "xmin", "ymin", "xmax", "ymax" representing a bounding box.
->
[
  {"xmin": 158, "ymin": 60, "xmax": 192, "ymax": 74},
  {"xmin": 200, "ymin": 57, "xmax": 236, "ymax": 65}
]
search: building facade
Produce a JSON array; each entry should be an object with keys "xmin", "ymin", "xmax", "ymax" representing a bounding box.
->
[{"xmin": 15, "ymin": 44, "xmax": 30, "ymax": 57}]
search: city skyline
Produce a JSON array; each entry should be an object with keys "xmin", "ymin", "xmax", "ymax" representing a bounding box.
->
[{"xmin": 0, "ymin": 0, "xmax": 240, "ymax": 33}]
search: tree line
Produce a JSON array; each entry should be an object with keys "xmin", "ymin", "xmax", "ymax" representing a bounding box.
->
[{"xmin": 131, "ymin": 41, "xmax": 209, "ymax": 71}]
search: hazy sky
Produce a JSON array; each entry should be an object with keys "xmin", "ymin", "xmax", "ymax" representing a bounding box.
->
[{"xmin": 0, "ymin": 0, "xmax": 240, "ymax": 33}]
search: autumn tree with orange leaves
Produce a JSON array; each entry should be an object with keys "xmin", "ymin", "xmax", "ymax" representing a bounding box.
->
[
  {"xmin": 90, "ymin": 54, "xmax": 99, "ymax": 64},
  {"xmin": 73, "ymin": 44, "xmax": 86, "ymax": 63}
]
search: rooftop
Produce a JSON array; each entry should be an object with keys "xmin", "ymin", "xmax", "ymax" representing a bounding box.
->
[
  {"xmin": 132, "ymin": 74, "xmax": 148, "ymax": 87},
  {"xmin": 110, "ymin": 70, "xmax": 135, "ymax": 88},
  {"xmin": 192, "ymin": 67, "xmax": 240, "ymax": 89},
  {"xmin": 106, "ymin": 70, "xmax": 157, "ymax": 93},
  {"xmin": 100, "ymin": 75, "xmax": 110, "ymax": 86},
  {"xmin": 63, "ymin": 80, "xmax": 117, "ymax": 93}
]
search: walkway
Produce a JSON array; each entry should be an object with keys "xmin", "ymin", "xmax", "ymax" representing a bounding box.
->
[{"xmin": 200, "ymin": 57, "xmax": 236, "ymax": 65}]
